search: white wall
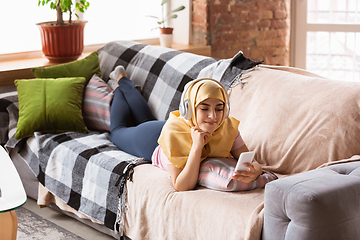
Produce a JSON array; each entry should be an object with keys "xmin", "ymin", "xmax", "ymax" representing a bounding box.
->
[{"xmin": 169, "ymin": 0, "xmax": 191, "ymax": 44}]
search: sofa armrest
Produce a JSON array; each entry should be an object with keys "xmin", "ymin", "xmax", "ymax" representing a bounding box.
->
[{"xmin": 262, "ymin": 161, "xmax": 360, "ymax": 240}]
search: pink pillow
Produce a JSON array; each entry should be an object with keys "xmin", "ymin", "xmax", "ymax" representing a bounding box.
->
[
  {"xmin": 83, "ymin": 74, "xmax": 113, "ymax": 131},
  {"xmin": 198, "ymin": 158, "xmax": 277, "ymax": 191}
]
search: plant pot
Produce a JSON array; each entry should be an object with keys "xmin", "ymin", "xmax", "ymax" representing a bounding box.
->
[
  {"xmin": 37, "ymin": 21, "xmax": 87, "ymax": 63},
  {"xmin": 159, "ymin": 28, "xmax": 173, "ymax": 48}
]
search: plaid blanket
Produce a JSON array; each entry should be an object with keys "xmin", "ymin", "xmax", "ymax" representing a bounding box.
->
[
  {"xmin": 98, "ymin": 41, "xmax": 218, "ymax": 120},
  {"xmin": 1, "ymin": 93, "xmax": 144, "ymax": 235},
  {"xmin": 98, "ymin": 41, "xmax": 261, "ymax": 120},
  {"xmin": 0, "ymin": 91, "xmax": 18, "ymax": 147}
]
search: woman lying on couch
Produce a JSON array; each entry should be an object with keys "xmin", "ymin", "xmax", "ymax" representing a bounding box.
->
[{"xmin": 109, "ymin": 66, "xmax": 277, "ymax": 191}]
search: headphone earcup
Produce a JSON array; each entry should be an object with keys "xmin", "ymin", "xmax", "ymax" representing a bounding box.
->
[
  {"xmin": 179, "ymin": 98, "xmax": 185, "ymax": 116},
  {"xmin": 224, "ymin": 102, "xmax": 230, "ymax": 119},
  {"xmin": 183, "ymin": 99, "xmax": 192, "ymax": 120},
  {"xmin": 179, "ymin": 82, "xmax": 190, "ymax": 118}
]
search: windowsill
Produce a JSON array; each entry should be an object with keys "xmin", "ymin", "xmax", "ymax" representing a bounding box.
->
[{"xmin": 0, "ymin": 41, "xmax": 211, "ymax": 87}]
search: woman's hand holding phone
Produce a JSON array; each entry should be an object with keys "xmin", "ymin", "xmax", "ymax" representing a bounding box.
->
[{"xmin": 232, "ymin": 151, "xmax": 262, "ymax": 183}]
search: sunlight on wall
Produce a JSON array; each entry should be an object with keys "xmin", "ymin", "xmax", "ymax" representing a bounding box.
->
[{"xmin": 0, "ymin": 0, "xmax": 161, "ymax": 55}]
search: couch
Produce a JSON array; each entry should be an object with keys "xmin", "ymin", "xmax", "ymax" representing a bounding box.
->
[{"xmin": 1, "ymin": 40, "xmax": 360, "ymax": 240}]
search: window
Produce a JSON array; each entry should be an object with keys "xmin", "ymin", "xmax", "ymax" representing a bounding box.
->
[
  {"xmin": 0, "ymin": 0, "xmax": 162, "ymax": 55},
  {"xmin": 83, "ymin": 0, "xmax": 160, "ymax": 46},
  {"xmin": 292, "ymin": 0, "xmax": 360, "ymax": 81}
]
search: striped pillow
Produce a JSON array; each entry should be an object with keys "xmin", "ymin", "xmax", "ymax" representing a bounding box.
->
[
  {"xmin": 198, "ymin": 158, "xmax": 278, "ymax": 192},
  {"xmin": 83, "ymin": 74, "xmax": 114, "ymax": 131}
]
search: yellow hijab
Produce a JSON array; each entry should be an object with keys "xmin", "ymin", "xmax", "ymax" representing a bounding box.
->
[{"xmin": 158, "ymin": 79, "xmax": 240, "ymax": 169}]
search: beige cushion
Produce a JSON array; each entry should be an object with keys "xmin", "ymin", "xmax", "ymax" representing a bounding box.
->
[{"xmin": 229, "ymin": 65, "xmax": 360, "ymax": 175}]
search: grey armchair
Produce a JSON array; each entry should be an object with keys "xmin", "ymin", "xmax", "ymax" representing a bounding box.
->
[{"xmin": 263, "ymin": 161, "xmax": 360, "ymax": 240}]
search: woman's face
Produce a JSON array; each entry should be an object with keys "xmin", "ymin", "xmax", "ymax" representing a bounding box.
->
[{"xmin": 195, "ymin": 98, "xmax": 225, "ymax": 133}]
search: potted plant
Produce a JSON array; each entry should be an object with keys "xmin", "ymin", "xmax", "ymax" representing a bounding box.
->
[
  {"xmin": 37, "ymin": 0, "xmax": 90, "ymax": 63},
  {"xmin": 148, "ymin": 0, "xmax": 185, "ymax": 48}
]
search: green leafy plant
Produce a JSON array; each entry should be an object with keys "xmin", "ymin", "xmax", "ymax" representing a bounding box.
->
[
  {"xmin": 38, "ymin": 0, "xmax": 90, "ymax": 26},
  {"xmin": 148, "ymin": 0, "xmax": 185, "ymax": 29}
]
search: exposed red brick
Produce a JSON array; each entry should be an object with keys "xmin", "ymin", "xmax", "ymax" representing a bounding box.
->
[
  {"xmin": 193, "ymin": 23, "xmax": 207, "ymax": 32},
  {"xmin": 232, "ymin": 40, "xmax": 256, "ymax": 49},
  {"xmin": 257, "ymin": 1, "xmax": 281, "ymax": 11},
  {"xmin": 250, "ymin": 48, "xmax": 263, "ymax": 59},
  {"xmin": 233, "ymin": 2, "xmax": 257, "ymax": 12},
  {"xmin": 193, "ymin": 0, "xmax": 207, "ymax": 5},
  {"xmin": 233, "ymin": 22, "xmax": 258, "ymax": 31},
  {"xmin": 239, "ymin": 11, "xmax": 249, "ymax": 22},
  {"xmin": 193, "ymin": 14, "xmax": 207, "ymax": 25},
  {"xmin": 261, "ymin": 10, "xmax": 273, "ymax": 20},
  {"xmin": 274, "ymin": 10, "xmax": 287, "ymax": 19},
  {"xmin": 249, "ymin": 11, "xmax": 261, "ymax": 21},
  {"xmin": 191, "ymin": 0, "xmax": 291, "ymax": 66},
  {"xmin": 212, "ymin": 0, "xmax": 233, "ymax": 4},
  {"xmin": 210, "ymin": 4, "xmax": 229, "ymax": 13},
  {"xmin": 275, "ymin": 46, "xmax": 288, "ymax": 56},
  {"xmin": 263, "ymin": 47, "xmax": 277, "ymax": 56},
  {"xmin": 212, "ymin": 24, "xmax": 234, "ymax": 32},
  {"xmin": 249, "ymin": 30, "xmax": 261, "ymax": 39},
  {"xmin": 271, "ymin": 19, "xmax": 288, "ymax": 29},
  {"xmin": 276, "ymin": 29, "xmax": 286, "ymax": 37},
  {"xmin": 238, "ymin": 31, "xmax": 251, "ymax": 40},
  {"xmin": 265, "ymin": 56, "xmax": 288, "ymax": 66},
  {"xmin": 193, "ymin": 2, "xmax": 207, "ymax": 14},
  {"xmin": 257, "ymin": 20, "xmax": 271, "ymax": 29},
  {"xmin": 256, "ymin": 38, "xmax": 287, "ymax": 48},
  {"xmin": 221, "ymin": 32, "xmax": 239, "ymax": 42},
  {"xmin": 216, "ymin": 13, "xmax": 236, "ymax": 24},
  {"xmin": 264, "ymin": 29, "xmax": 278, "ymax": 39}
]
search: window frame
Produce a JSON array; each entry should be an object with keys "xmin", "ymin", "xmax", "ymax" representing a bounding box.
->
[{"xmin": 291, "ymin": 0, "xmax": 360, "ymax": 71}]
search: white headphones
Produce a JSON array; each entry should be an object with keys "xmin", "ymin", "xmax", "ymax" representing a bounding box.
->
[{"xmin": 179, "ymin": 78, "xmax": 230, "ymax": 120}]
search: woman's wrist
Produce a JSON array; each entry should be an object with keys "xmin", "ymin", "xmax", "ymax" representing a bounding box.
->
[
  {"xmin": 252, "ymin": 161, "xmax": 263, "ymax": 177},
  {"xmin": 184, "ymin": 147, "xmax": 202, "ymax": 173}
]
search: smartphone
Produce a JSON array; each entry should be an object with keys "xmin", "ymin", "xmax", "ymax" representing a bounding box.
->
[{"xmin": 234, "ymin": 151, "xmax": 255, "ymax": 172}]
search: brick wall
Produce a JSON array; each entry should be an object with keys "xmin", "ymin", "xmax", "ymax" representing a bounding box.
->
[{"xmin": 191, "ymin": 0, "xmax": 291, "ymax": 66}]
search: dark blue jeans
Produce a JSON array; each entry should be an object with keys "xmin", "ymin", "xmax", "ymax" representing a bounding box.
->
[{"xmin": 110, "ymin": 77, "xmax": 165, "ymax": 162}]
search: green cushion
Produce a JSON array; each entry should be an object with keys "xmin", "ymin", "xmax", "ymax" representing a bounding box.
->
[
  {"xmin": 31, "ymin": 51, "xmax": 102, "ymax": 82},
  {"xmin": 14, "ymin": 77, "xmax": 88, "ymax": 140}
]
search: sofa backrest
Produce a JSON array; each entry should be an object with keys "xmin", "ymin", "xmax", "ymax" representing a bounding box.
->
[
  {"xmin": 229, "ymin": 65, "xmax": 360, "ymax": 174},
  {"xmin": 97, "ymin": 41, "xmax": 217, "ymax": 120}
]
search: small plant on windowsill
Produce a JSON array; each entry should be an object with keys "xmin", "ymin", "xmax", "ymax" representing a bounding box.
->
[
  {"xmin": 147, "ymin": 0, "xmax": 185, "ymax": 48},
  {"xmin": 37, "ymin": 0, "xmax": 90, "ymax": 63}
]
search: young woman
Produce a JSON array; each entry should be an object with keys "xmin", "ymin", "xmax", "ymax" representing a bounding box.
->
[{"xmin": 110, "ymin": 66, "xmax": 277, "ymax": 192}]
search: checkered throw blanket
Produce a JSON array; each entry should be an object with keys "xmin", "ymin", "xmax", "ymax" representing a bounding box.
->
[
  {"xmin": 98, "ymin": 41, "xmax": 219, "ymax": 120},
  {"xmin": 0, "ymin": 92, "xmax": 18, "ymax": 147},
  {"xmin": 98, "ymin": 41, "xmax": 261, "ymax": 121},
  {"xmin": 1, "ymin": 92, "xmax": 144, "ymax": 234}
]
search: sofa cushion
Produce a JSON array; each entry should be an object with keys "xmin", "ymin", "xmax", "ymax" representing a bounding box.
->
[
  {"xmin": 229, "ymin": 65, "xmax": 360, "ymax": 175},
  {"xmin": 14, "ymin": 77, "xmax": 88, "ymax": 140},
  {"xmin": 31, "ymin": 51, "xmax": 102, "ymax": 82},
  {"xmin": 83, "ymin": 74, "xmax": 113, "ymax": 131}
]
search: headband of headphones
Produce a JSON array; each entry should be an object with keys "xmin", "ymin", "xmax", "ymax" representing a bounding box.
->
[{"xmin": 179, "ymin": 78, "xmax": 230, "ymax": 120}]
